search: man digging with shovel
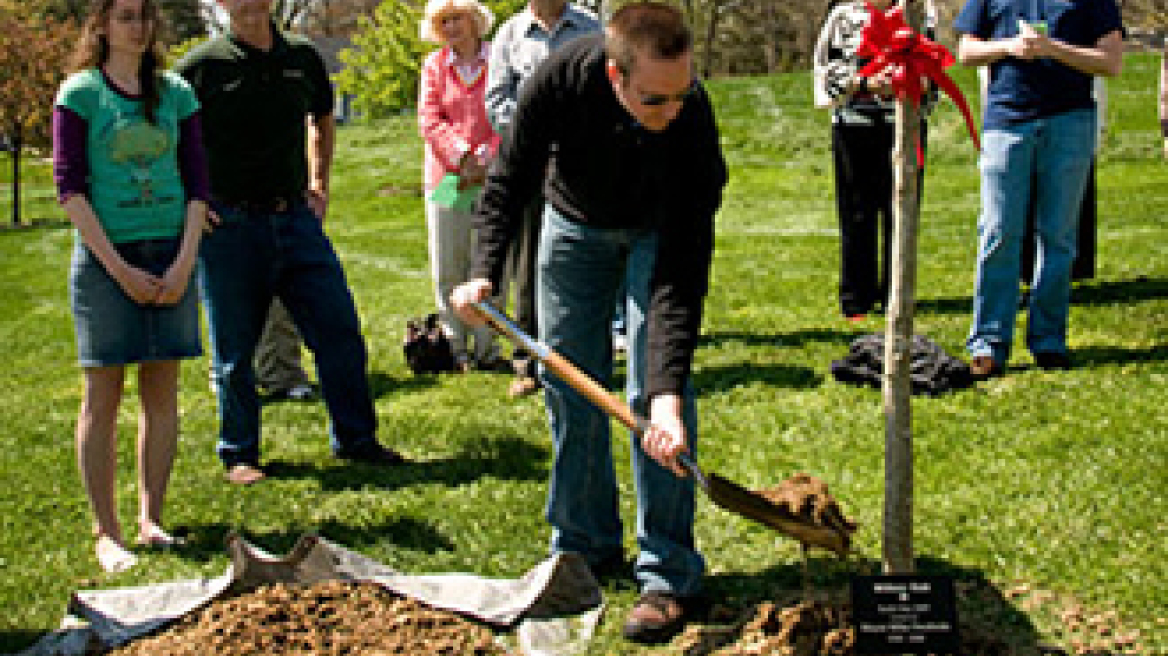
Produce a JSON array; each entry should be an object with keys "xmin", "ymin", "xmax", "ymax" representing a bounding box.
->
[{"xmin": 452, "ymin": 1, "xmax": 726, "ymax": 643}]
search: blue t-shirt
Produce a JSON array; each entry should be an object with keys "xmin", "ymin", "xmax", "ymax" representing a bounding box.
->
[{"xmin": 953, "ymin": 0, "xmax": 1123, "ymax": 129}]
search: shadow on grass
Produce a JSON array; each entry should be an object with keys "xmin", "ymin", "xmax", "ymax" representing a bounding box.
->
[
  {"xmin": 691, "ymin": 329, "xmax": 866, "ymax": 394},
  {"xmin": 915, "ymin": 294, "xmax": 972, "ymax": 316},
  {"xmin": 135, "ymin": 436, "xmax": 549, "ymax": 564},
  {"xmin": 1067, "ymin": 343, "xmax": 1168, "ymax": 367},
  {"xmin": 692, "ymin": 362, "xmax": 822, "ymax": 394},
  {"xmin": 167, "ymin": 516, "xmax": 456, "ymax": 564},
  {"xmin": 0, "ymin": 630, "xmax": 49, "ymax": 655},
  {"xmin": 968, "ymin": 342, "xmax": 1168, "ymax": 374},
  {"xmin": 248, "ymin": 371, "xmax": 436, "ymax": 407},
  {"xmin": 695, "ymin": 554, "xmax": 1061, "ymax": 655},
  {"xmin": 955, "ymin": 341, "xmax": 1167, "ymax": 374},
  {"xmin": 700, "ymin": 329, "xmax": 861, "ymax": 350},
  {"xmin": 915, "ymin": 275, "xmax": 1168, "ymax": 316},
  {"xmin": 368, "ymin": 370, "xmax": 443, "ymax": 400},
  {"xmin": 1069, "ymin": 275, "xmax": 1168, "ymax": 306},
  {"xmin": 262, "ymin": 434, "xmax": 548, "ymax": 491},
  {"xmin": 0, "ymin": 217, "xmax": 70, "ymax": 233}
]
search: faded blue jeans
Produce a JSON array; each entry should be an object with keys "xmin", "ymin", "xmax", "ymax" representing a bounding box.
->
[
  {"xmin": 537, "ymin": 204, "xmax": 704, "ymax": 597},
  {"xmin": 968, "ymin": 108, "xmax": 1096, "ymax": 364},
  {"xmin": 199, "ymin": 201, "xmax": 379, "ymax": 467}
]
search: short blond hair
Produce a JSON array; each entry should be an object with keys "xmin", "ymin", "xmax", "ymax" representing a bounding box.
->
[{"xmin": 420, "ymin": 0, "xmax": 494, "ymax": 43}]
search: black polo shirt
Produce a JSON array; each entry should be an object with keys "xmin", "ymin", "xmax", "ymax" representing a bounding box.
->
[
  {"xmin": 175, "ymin": 26, "xmax": 333, "ymax": 202},
  {"xmin": 471, "ymin": 33, "xmax": 728, "ymax": 397}
]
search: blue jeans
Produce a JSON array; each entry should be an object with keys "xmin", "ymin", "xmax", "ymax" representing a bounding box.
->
[
  {"xmin": 199, "ymin": 201, "xmax": 379, "ymax": 467},
  {"xmin": 537, "ymin": 205, "xmax": 704, "ymax": 596},
  {"xmin": 968, "ymin": 108, "xmax": 1096, "ymax": 363}
]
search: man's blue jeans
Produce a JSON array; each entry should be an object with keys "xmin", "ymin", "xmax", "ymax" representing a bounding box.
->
[
  {"xmin": 537, "ymin": 205, "xmax": 705, "ymax": 596},
  {"xmin": 199, "ymin": 202, "xmax": 379, "ymax": 467},
  {"xmin": 968, "ymin": 108, "xmax": 1096, "ymax": 363}
]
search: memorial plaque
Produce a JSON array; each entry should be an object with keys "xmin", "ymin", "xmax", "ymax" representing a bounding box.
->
[{"xmin": 851, "ymin": 575, "xmax": 959, "ymax": 654}]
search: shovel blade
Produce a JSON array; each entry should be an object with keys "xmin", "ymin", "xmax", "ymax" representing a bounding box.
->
[{"xmin": 701, "ymin": 471, "xmax": 851, "ymax": 557}]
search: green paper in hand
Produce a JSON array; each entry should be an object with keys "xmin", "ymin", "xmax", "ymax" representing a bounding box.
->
[
  {"xmin": 1017, "ymin": 18, "xmax": 1048, "ymax": 35},
  {"xmin": 428, "ymin": 173, "xmax": 460, "ymax": 206},
  {"xmin": 428, "ymin": 173, "xmax": 482, "ymax": 212}
]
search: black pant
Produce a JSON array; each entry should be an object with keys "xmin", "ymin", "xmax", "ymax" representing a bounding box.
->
[
  {"xmin": 1021, "ymin": 159, "xmax": 1096, "ymax": 284},
  {"xmin": 831, "ymin": 120, "xmax": 927, "ymax": 317},
  {"xmin": 507, "ymin": 196, "xmax": 542, "ymax": 378}
]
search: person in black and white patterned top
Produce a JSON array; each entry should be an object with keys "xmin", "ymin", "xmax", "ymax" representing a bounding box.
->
[{"xmin": 813, "ymin": 0, "xmax": 936, "ymax": 320}]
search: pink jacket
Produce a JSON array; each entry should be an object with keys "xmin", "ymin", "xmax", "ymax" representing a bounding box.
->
[{"xmin": 418, "ymin": 43, "xmax": 500, "ymax": 190}]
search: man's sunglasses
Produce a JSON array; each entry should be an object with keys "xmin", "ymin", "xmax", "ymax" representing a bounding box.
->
[{"xmin": 639, "ymin": 79, "xmax": 700, "ymax": 107}]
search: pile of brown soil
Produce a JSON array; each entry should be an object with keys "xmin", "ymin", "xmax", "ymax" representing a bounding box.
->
[
  {"xmin": 95, "ymin": 573, "xmax": 1145, "ymax": 655},
  {"xmin": 678, "ymin": 599, "xmax": 854, "ymax": 656},
  {"xmin": 677, "ymin": 595, "xmax": 1025, "ymax": 656},
  {"xmin": 108, "ymin": 580, "xmax": 506, "ymax": 656}
]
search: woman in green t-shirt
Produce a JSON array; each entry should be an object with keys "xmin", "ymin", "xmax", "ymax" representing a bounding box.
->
[{"xmin": 52, "ymin": 0, "xmax": 209, "ymax": 573}]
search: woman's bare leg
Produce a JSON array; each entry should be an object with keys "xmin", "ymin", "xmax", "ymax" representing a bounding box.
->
[
  {"xmin": 136, "ymin": 359, "xmax": 180, "ymax": 545},
  {"xmin": 77, "ymin": 366, "xmax": 136, "ymax": 571}
]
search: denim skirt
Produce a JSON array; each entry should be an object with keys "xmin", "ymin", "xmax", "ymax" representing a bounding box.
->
[{"xmin": 69, "ymin": 237, "xmax": 202, "ymax": 367}]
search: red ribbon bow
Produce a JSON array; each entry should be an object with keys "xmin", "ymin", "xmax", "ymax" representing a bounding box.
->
[{"xmin": 856, "ymin": 3, "xmax": 981, "ymax": 154}]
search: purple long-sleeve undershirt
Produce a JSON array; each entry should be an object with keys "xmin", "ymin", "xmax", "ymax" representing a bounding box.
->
[
  {"xmin": 52, "ymin": 106, "xmax": 211, "ymax": 206},
  {"xmin": 177, "ymin": 113, "xmax": 210, "ymax": 204}
]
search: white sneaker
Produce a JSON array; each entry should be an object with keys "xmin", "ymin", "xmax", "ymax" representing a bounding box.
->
[
  {"xmin": 613, "ymin": 334, "xmax": 628, "ymax": 354},
  {"xmin": 285, "ymin": 383, "xmax": 317, "ymax": 401}
]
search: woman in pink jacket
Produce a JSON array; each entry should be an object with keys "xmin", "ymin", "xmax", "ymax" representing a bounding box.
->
[{"xmin": 418, "ymin": 0, "xmax": 502, "ymax": 372}]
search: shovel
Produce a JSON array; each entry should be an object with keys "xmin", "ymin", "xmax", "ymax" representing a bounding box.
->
[{"xmin": 473, "ymin": 301, "xmax": 851, "ymax": 556}]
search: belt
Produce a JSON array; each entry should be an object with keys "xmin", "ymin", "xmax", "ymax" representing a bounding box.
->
[{"xmin": 213, "ymin": 194, "xmax": 300, "ymax": 214}]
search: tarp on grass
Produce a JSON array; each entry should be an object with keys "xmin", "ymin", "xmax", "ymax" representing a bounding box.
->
[{"xmin": 14, "ymin": 533, "xmax": 604, "ymax": 656}]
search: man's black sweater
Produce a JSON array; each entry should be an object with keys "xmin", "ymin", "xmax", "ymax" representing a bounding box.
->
[{"xmin": 470, "ymin": 33, "xmax": 728, "ymax": 398}]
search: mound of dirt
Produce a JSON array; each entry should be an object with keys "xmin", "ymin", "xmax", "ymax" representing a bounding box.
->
[
  {"xmin": 107, "ymin": 580, "xmax": 506, "ymax": 656},
  {"xmin": 678, "ymin": 599, "xmax": 854, "ymax": 656},
  {"xmin": 93, "ymin": 567, "xmax": 1143, "ymax": 656},
  {"xmin": 678, "ymin": 596, "xmax": 1025, "ymax": 656}
]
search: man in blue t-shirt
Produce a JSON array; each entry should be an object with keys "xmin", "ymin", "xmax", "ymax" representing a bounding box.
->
[{"xmin": 953, "ymin": 0, "xmax": 1123, "ymax": 378}]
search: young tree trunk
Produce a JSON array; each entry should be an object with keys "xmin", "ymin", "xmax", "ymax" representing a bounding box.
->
[
  {"xmin": 10, "ymin": 123, "xmax": 20, "ymax": 227},
  {"xmin": 702, "ymin": 1, "xmax": 723, "ymax": 79},
  {"xmin": 882, "ymin": 0, "xmax": 923, "ymax": 576}
]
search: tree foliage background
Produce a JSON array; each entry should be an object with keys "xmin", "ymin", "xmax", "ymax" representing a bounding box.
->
[
  {"xmin": 5, "ymin": 0, "xmax": 1166, "ymax": 148},
  {"xmin": 333, "ymin": 0, "xmax": 889, "ymax": 118},
  {"xmin": 0, "ymin": 0, "xmax": 77, "ymax": 224},
  {"xmin": 336, "ymin": 0, "xmax": 528, "ymax": 118},
  {"xmin": 38, "ymin": 0, "xmax": 207, "ymax": 41}
]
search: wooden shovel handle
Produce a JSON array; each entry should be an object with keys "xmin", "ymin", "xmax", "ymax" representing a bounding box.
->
[
  {"xmin": 473, "ymin": 301, "xmax": 644, "ymax": 433},
  {"xmin": 545, "ymin": 350, "xmax": 645, "ymax": 433},
  {"xmin": 473, "ymin": 301, "xmax": 707, "ymax": 484}
]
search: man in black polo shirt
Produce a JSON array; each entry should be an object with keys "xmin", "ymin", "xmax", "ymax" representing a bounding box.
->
[
  {"xmin": 176, "ymin": 0, "xmax": 404, "ymax": 485},
  {"xmin": 453, "ymin": 2, "xmax": 727, "ymax": 643}
]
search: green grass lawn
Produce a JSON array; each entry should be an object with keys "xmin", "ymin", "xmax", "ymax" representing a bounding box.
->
[{"xmin": 1, "ymin": 53, "xmax": 1166, "ymax": 654}]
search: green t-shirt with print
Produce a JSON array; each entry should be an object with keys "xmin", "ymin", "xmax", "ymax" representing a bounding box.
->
[{"xmin": 55, "ymin": 69, "xmax": 199, "ymax": 244}]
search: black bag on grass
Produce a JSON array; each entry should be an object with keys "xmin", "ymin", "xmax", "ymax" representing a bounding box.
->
[
  {"xmin": 404, "ymin": 313, "xmax": 455, "ymax": 374},
  {"xmin": 830, "ymin": 332, "xmax": 973, "ymax": 395}
]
